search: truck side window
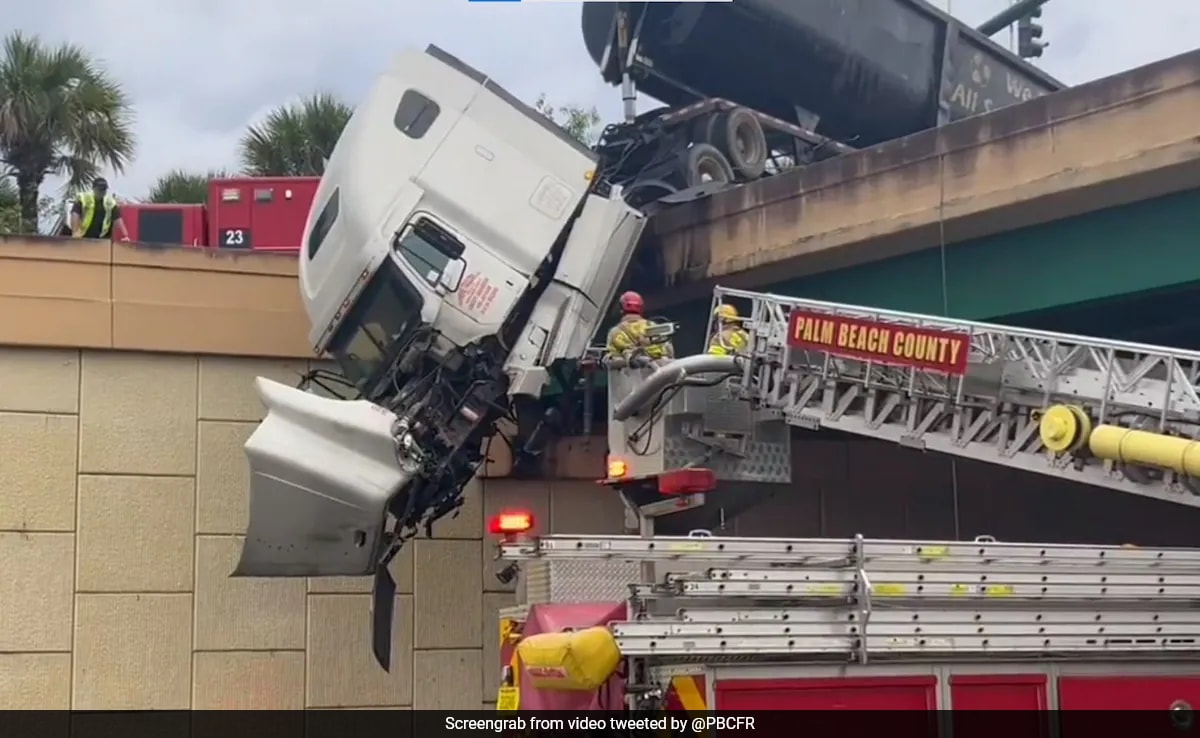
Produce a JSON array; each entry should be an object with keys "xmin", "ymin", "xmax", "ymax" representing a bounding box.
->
[
  {"xmin": 307, "ymin": 188, "xmax": 339, "ymax": 259},
  {"xmin": 393, "ymin": 217, "xmax": 464, "ymax": 288},
  {"xmin": 394, "ymin": 90, "xmax": 439, "ymax": 139}
]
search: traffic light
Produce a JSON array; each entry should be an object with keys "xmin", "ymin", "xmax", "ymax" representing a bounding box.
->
[{"xmin": 1017, "ymin": 8, "xmax": 1048, "ymax": 58}]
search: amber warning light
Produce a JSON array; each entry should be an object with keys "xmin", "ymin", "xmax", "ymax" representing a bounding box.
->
[
  {"xmin": 489, "ymin": 511, "xmax": 534, "ymax": 536},
  {"xmin": 607, "ymin": 458, "xmax": 629, "ymax": 478}
]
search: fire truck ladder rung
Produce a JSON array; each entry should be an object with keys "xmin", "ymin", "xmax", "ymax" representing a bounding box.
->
[
  {"xmin": 713, "ymin": 286, "xmax": 1200, "ymax": 508},
  {"xmin": 611, "ymin": 631, "xmax": 1200, "ymax": 657},
  {"xmin": 665, "ymin": 570, "xmax": 1200, "ymax": 601},
  {"xmin": 499, "ymin": 534, "xmax": 1200, "ymax": 569},
  {"xmin": 674, "ymin": 607, "xmax": 1200, "ymax": 627},
  {"xmin": 615, "ymin": 594, "xmax": 1200, "ymax": 657},
  {"xmin": 617, "ymin": 615, "xmax": 1200, "ymax": 641}
]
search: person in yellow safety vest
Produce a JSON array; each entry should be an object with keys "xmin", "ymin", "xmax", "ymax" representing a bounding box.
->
[
  {"xmin": 706, "ymin": 304, "xmax": 748, "ymax": 356},
  {"xmin": 69, "ymin": 177, "xmax": 130, "ymax": 241},
  {"xmin": 605, "ymin": 290, "xmax": 673, "ymax": 363}
]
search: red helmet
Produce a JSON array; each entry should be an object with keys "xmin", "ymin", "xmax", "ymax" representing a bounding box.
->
[{"xmin": 619, "ymin": 291, "xmax": 644, "ymax": 314}]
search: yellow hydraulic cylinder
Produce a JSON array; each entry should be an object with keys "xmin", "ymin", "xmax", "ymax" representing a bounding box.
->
[
  {"xmin": 1040, "ymin": 403, "xmax": 1200, "ymax": 477},
  {"xmin": 1088, "ymin": 424, "xmax": 1200, "ymax": 477}
]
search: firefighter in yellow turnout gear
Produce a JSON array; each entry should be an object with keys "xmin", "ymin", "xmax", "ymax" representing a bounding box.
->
[
  {"xmin": 605, "ymin": 291, "xmax": 674, "ymax": 364},
  {"xmin": 706, "ymin": 303, "xmax": 748, "ymax": 356}
]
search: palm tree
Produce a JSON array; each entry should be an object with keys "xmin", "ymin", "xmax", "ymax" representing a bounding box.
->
[
  {"xmin": 239, "ymin": 93, "xmax": 352, "ymax": 177},
  {"xmin": 0, "ymin": 32, "xmax": 135, "ymax": 233},
  {"xmin": 146, "ymin": 168, "xmax": 229, "ymax": 204}
]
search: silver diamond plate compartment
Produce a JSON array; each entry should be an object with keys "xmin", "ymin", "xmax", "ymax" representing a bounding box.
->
[
  {"xmin": 608, "ymin": 368, "xmax": 791, "ymax": 484},
  {"xmin": 520, "ymin": 559, "xmax": 641, "ymax": 606}
]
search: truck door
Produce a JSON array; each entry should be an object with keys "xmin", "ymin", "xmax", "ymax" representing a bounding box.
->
[
  {"xmin": 416, "ymin": 65, "xmax": 594, "ymax": 281},
  {"xmin": 950, "ymin": 674, "xmax": 1050, "ymax": 738},
  {"xmin": 715, "ymin": 675, "xmax": 939, "ymax": 709}
]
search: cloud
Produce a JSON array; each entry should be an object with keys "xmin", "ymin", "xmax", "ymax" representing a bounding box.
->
[{"xmin": 12, "ymin": 0, "xmax": 1200, "ymax": 199}]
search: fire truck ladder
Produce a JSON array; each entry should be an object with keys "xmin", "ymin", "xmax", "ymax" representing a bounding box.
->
[
  {"xmin": 701, "ymin": 285, "xmax": 1200, "ymax": 508},
  {"xmin": 500, "ymin": 532, "xmax": 1200, "ymax": 661}
]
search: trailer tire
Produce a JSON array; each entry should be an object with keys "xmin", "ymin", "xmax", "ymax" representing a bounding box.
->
[
  {"xmin": 683, "ymin": 144, "xmax": 735, "ymax": 187},
  {"xmin": 715, "ymin": 108, "xmax": 768, "ymax": 180}
]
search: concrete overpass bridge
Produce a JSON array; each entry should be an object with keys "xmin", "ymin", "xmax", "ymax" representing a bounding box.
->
[{"xmin": 638, "ymin": 48, "xmax": 1200, "ymax": 349}]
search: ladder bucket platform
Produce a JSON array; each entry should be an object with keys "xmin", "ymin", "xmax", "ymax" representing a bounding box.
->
[
  {"xmin": 500, "ymin": 532, "xmax": 1200, "ymax": 662},
  {"xmin": 607, "ymin": 359, "xmax": 792, "ymax": 485}
]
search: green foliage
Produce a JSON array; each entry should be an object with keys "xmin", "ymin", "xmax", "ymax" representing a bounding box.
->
[
  {"xmin": 0, "ymin": 176, "xmax": 61, "ymax": 234},
  {"xmin": 239, "ymin": 93, "xmax": 352, "ymax": 177},
  {"xmin": 0, "ymin": 31, "xmax": 135, "ymax": 233},
  {"xmin": 534, "ymin": 94, "xmax": 602, "ymax": 145},
  {"xmin": 0, "ymin": 178, "xmax": 16, "ymax": 232},
  {"xmin": 38, "ymin": 195, "xmax": 66, "ymax": 235},
  {"xmin": 146, "ymin": 168, "xmax": 229, "ymax": 204}
]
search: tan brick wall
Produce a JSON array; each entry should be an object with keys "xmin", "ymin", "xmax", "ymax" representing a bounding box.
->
[
  {"xmin": 0, "ymin": 346, "xmax": 629, "ymax": 710},
  {"xmin": 0, "ymin": 238, "xmax": 310, "ymax": 357}
]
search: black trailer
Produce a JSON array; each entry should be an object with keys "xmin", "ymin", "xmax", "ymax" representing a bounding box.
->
[{"xmin": 583, "ymin": 0, "xmax": 1066, "ymax": 200}]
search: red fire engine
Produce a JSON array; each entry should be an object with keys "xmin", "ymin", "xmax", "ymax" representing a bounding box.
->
[
  {"xmin": 487, "ymin": 285, "xmax": 1200, "ymax": 718},
  {"xmin": 120, "ymin": 176, "xmax": 318, "ymax": 252}
]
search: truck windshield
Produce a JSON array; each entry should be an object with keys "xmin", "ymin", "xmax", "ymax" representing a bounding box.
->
[{"xmin": 327, "ymin": 259, "xmax": 424, "ymax": 391}]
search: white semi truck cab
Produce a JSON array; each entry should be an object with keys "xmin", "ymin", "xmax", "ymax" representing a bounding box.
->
[{"xmin": 232, "ymin": 46, "xmax": 646, "ymax": 666}]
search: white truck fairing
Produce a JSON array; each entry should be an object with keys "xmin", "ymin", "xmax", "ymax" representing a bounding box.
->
[
  {"xmin": 300, "ymin": 46, "xmax": 600, "ymax": 383},
  {"xmin": 233, "ymin": 45, "xmax": 647, "ymax": 668},
  {"xmin": 234, "ymin": 377, "xmax": 406, "ymax": 576}
]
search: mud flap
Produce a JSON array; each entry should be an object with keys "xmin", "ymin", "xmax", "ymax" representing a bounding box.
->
[
  {"xmin": 233, "ymin": 378, "xmax": 412, "ymax": 577},
  {"xmin": 371, "ymin": 563, "xmax": 397, "ymax": 669}
]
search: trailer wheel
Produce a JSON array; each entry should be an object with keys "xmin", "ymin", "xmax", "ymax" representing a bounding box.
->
[
  {"xmin": 715, "ymin": 108, "xmax": 768, "ymax": 180},
  {"xmin": 683, "ymin": 144, "xmax": 735, "ymax": 187}
]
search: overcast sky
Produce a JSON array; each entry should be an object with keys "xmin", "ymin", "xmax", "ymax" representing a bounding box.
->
[{"xmin": 11, "ymin": 0, "xmax": 1199, "ymax": 199}]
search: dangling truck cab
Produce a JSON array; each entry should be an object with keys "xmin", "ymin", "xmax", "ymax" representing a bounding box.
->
[{"xmin": 231, "ymin": 45, "xmax": 646, "ymax": 667}]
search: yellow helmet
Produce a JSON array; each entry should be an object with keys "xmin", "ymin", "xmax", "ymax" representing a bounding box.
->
[{"xmin": 714, "ymin": 304, "xmax": 739, "ymax": 321}]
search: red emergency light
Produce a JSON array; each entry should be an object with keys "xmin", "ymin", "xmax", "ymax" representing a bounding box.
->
[
  {"xmin": 657, "ymin": 468, "xmax": 717, "ymax": 496},
  {"xmin": 489, "ymin": 511, "xmax": 535, "ymax": 536}
]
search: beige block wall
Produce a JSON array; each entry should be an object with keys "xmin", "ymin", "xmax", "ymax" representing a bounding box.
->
[
  {"xmin": 8, "ymin": 343, "xmax": 1190, "ymax": 710},
  {"xmin": 0, "ymin": 347, "xmax": 630, "ymax": 710}
]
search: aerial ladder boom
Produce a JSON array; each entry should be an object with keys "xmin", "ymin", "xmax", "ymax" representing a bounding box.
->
[{"xmin": 608, "ymin": 286, "xmax": 1200, "ymax": 509}]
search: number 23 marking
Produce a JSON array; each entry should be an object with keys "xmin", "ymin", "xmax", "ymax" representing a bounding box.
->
[{"xmin": 224, "ymin": 229, "xmax": 245, "ymax": 245}]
